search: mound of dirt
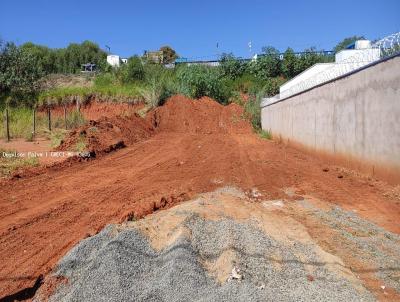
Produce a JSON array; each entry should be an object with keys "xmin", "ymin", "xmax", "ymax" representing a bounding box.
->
[
  {"xmin": 148, "ymin": 95, "xmax": 253, "ymax": 134},
  {"xmin": 57, "ymin": 114, "xmax": 153, "ymax": 155}
]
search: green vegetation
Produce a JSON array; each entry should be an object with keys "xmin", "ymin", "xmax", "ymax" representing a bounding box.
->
[
  {"xmin": 258, "ymin": 129, "xmax": 272, "ymax": 140},
  {"xmin": 0, "ymin": 148, "xmax": 39, "ymax": 177},
  {"xmin": 49, "ymin": 129, "xmax": 67, "ymax": 148},
  {"xmin": 334, "ymin": 36, "xmax": 366, "ymax": 53},
  {"xmin": 0, "ymin": 106, "xmax": 86, "ymax": 139},
  {"xmin": 19, "ymin": 40, "xmax": 107, "ymax": 74},
  {"xmin": 1, "ymin": 36, "xmax": 365, "ymax": 138},
  {"xmin": 176, "ymin": 65, "xmax": 231, "ymax": 104},
  {"xmin": 75, "ymin": 135, "xmax": 87, "ymax": 152}
]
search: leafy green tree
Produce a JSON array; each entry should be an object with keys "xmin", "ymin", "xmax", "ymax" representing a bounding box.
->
[
  {"xmin": 219, "ymin": 53, "xmax": 247, "ymax": 80},
  {"xmin": 294, "ymin": 47, "xmax": 320, "ymax": 74},
  {"xmin": 118, "ymin": 56, "xmax": 145, "ymax": 83},
  {"xmin": 159, "ymin": 46, "xmax": 177, "ymax": 64},
  {"xmin": 281, "ymin": 47, "xmax": 297, "ymax": 79},
  {"xmin": 20, "ymin": 42, "xmax": 57, "ymax": 74},
  {"xmin": 334, "ymin": 36, "xmax": 365, "ymax": 53},
  {"xmin": 0, "ymin": 41, "xmax": 43, "ymax": 106},
  {"xmin": 249, "ymin": 46, "xmax": 281, "ymax": 80}
]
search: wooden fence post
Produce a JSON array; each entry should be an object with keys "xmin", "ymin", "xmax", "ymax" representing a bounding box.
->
[
  {"xmin": 5, "ymin": 108, "xmax": 10, "ymax": 142},
  {"xmin": 64, "ymin": 106, "xmax": 67, "ymax": 130},
  {"xmin": 32, "ymin": 108, "xmax": 36, "ymax": 138},
  {"xmin": 48, "ymin": 107, "xmax": 52, "ymax": 131}
]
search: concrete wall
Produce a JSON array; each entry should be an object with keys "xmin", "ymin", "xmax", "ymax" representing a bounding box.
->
[
  {"xmin": 261, "ymin": 55, "xmax": 400, "ymax": 183},
  {"xmin": 280, "ymin": 63, "xmax": 335, "ymax": 98}
]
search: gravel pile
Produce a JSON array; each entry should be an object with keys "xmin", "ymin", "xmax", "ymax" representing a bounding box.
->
[
  {"xmin": 38, "ymin": 196, "xmax": 375, "ymax": 301},
  {"xmin": 298, "ymin": 199, "xmax": 400, "ymax": 292}
]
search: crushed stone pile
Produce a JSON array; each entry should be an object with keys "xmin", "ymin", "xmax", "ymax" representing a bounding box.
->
[{"xmin": 36, "ymin": 188, "xmax": 376, "ymax": 302}]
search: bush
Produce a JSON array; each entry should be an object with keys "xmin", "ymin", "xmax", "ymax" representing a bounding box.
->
[
  {"xmin": 94, "ymin": 73, "xmax": 116, "ymax": 87},
  {"xmin": 244, "ymin": 94, "xmax": 262, "ymax": 130},
  {"xmin": 176, "ymin": 65, "xmax": 231, "ymax": 104},
  {"xmin": 119, "ymin": 56, "xmax": 145, "ymax": 83},
  {"xmin": 231, "ymin": 73, "xmax": 264, "ymax": 94},
  {"xmin": 219, "ymin": 53, "xmax": 248, "ymax": 80},
  {"xmin": 263, "ymin": 77, "xmax": 286, "ymax": 97},
  {"xmin": 248, "ymin": 46, "xmax": 281, "ymax": 80}
]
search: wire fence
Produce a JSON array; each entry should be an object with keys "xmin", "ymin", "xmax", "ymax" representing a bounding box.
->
[{"xmin": 276, "ymin": 32, "xmax": 400, "ymax": 100}]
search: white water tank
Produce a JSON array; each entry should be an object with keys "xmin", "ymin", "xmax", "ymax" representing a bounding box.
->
[
  {"xmin": 354, "ymin": 40, "xmax": 371, "ymax": 49},
  {"xmin": 107, "ymin": 55, "xmax": 120, "ymax": 67}
]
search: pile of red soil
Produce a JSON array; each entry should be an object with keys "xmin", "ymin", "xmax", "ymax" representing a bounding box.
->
[
  {"xmin": 148, "ymin": 95, "xmax": 253, "ymax": 134},
  {"xmin": 57, "ymin": 114, "xmax": 153, "ymax": 155},
  {"xmin": 56, "ymin": 96, "xmax": 252, "ymax": 155}
]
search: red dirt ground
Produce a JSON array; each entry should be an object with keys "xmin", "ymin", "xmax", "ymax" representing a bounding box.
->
[
  {"xmin": 0, "ymin": 95, "xmax": 399, "ymax": 300},
  {"xmin": 57, "ymin": 113, "xmax": 153, "ymax": 155},
  {"xmin": 0, "ymin": 138, "xmax": 64, "ymax": 165}
]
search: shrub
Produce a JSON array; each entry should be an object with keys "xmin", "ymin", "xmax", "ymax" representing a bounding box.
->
[
  {"xmin": 263, "ymin": 77, "xmax": 286, "ymax": 97},
  {"xmin": 176, "ymin": 65, "xmax": 231, "ymax": 104},
  {"xmin": 119, "ymin": 56, "xmax": 145, "ymax": 83},
  {"xmin": 94, "ymin": 73, "xmax": 116, "ymax": 87},
  {"xmin": 231, "ymin": 73, "xmax": 264, "ymax": 94},
  {"xmin": 248, "ymin": 46, "xmax": 281, "ymax": 80},
  {"xmin": 244, "ymin": 94, "xmax": 262, "ymax": 130},
  {"xmin": 219, "ymin": 53, "xmax": 248, "ymax": 80}
]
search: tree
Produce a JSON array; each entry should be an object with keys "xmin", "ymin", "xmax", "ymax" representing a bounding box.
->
[
  {"xmin": 20, "ymin": 42, "xmax": 57, "ymax": 74},
  {"xmin": 293, "ymin": 47, "xmax": 321, "ymax": 75},
  {"xmin": 281, "ymin": 47, "xmax": 297, "ymax": 79},
  {"xmin": 0, "ymin": 41, "xmax": 44, "ymax": 106},
  {"xmin": 249, "ymin": 46, "xmax": 281, "ymax": 80},
  {"xmin": 159, "ymin": 46, "xmax": 177, "ymax": 64},
  {"xmin": 118, "ymin": 56, "xmax": 145, "ymax": 83},
  {"xmin": 219, "ymin": 53, "xmax": 247, "ymax": 80},
  {"xmin": 334, "ymin": 36, "xmax": 365, "ymax": 53}
]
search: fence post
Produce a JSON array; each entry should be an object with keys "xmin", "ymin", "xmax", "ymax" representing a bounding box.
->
[
  {"xmin": 64, "ymin": 106, "xmax": 67, "ymax": 130},
  {"xmin": 32, "ymin": 108, "xmax": 36, "ymax": 138},
  {"xmin": 5, "ymin": 108, "xmax": 10, "ymax": 142},
  {"xmin": 48, "ymin": 107, "xmax": 52, "ymax": 131}
]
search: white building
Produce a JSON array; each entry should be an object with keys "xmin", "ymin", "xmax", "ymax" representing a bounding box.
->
[{"xmin": 107, "ymin": 55, "xmax": 120, "ymax": 67}]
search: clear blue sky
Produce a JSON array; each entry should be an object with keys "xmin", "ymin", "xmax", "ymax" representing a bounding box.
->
[{"xmin": 1, "ymin": 0, "xmax": 399, "ymax": 59}]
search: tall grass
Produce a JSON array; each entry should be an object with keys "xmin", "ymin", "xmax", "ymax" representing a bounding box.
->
[
  {"xmin": 38, "ymin": 82, "xmax": 142, "ymax": 107},
  {"xmin": 0, "ymin": 107, "xmax": 47, "ymax": 140},
  {"xmin": 0, "ymin": 107, "xmax": 86, "ymax": 139}
]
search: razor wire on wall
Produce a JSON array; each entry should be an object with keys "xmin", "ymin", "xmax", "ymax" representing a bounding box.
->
[{"xmin": 278, "ymin": 32, "xmax": 400, "ymax": 100}]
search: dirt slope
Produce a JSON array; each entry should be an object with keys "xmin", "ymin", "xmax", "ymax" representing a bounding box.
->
[
  {"xmin": 57, "ymin": 114, "xmax": 153, "ymax": 155},
  {"xmin": 0, "ymin": 96, "xmax": 399, "ymax": 301},
  {"xmin": 148, "ymin": 95, "xmax": 252, "ymax": 134}
]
